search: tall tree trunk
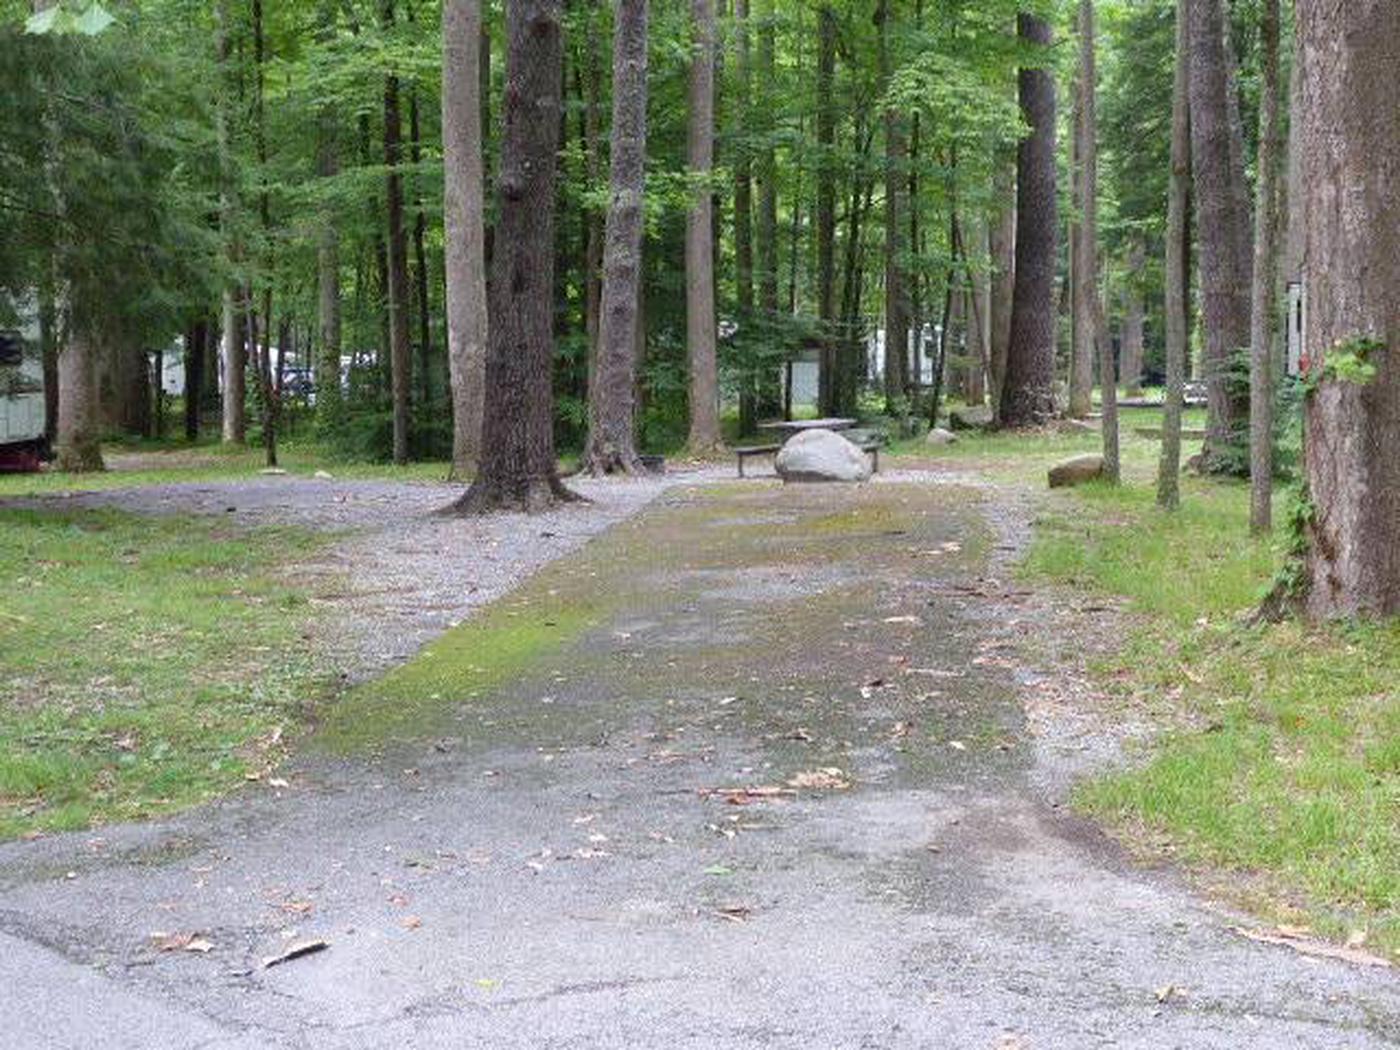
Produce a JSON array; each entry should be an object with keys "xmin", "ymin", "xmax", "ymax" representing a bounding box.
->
[
  {"xmin": 409, "ymin": 86, "xmax": 434, "ymax": 411},
  {"xmin": 686, "ymin": 0, "xmax": 720, "ymax": 452},
  {"xmin": 1189, "ymin": 0, "xmax": 1252, "ymax": 472},
  {"xmin": 1298, "ymin": 0, "xmax": 1400, "ymax": 618},
  {"xmin": 968, "ymin": 218, "xmax": 990, "ymax": 407},
  {"xmin": 216, "ymin": 2, "xmax": 244, "ymax": 446},
  {"xmin": 1067, "ymin": 63, "xmax": 1093, "ymax": 420},
  {"xmin": 185, "ymin": 320, "xmax": 206, "ymax": 441},
  {"xmin": 448, "ymin": 0, "xmax": 577, "ymax": 512},
  {"xmin": 383, "ymin": 0, "xmax": 412, "ymax": 465},
  {"xmin": 1120, "ymin": 241, "xmax": 1145, "ymax": 397},
  {"xmin": 443, "ymin": 0, "xmax": 489, "ymax": 478},
  {"xmin": 582, "ymin": 0, "xmax": 649, "ymax": 475},
  {"xmin": 877, "ymin": 0, "xmax": 907, "ymax": 414},
  {"xmin": 252, "ymin": 0, "xmax": 278, "ymax": 467},
  {"xmin": 39, "ymin": 277, "xmax": 58, "ymax": 449},
  {"xmin": 581, "ymin": 1, "xmax": 604, "ymax": 362},
  {"xmin": 1077, "ymin": 0, "xmax": 1117, "ymax": 479},
  {"xmin": 55, "ymin": 324, "xmax": 102, "ymax": 471},
  {"xmin": 1158, "ymin": 0, "xmax": 1191, "ymax": 511},
  {"xmin": 315, "ymin": 2, "xmax": 342, "ymax": 427},
  {"xmin": 815, "ymin": 6, "xmax": 837, "ymax": 415},
  {"xmin": 999, "ymin": 14, "xmax": 1058, "ymax": 428},
  {"xmin": 988, "ymin": 162, "xmax": 1015, "ymax": 419},
  {"xmin": 733, "ymin": 0, "xmax": 756, "ymax": 435},
  {"xmin": 755, "ymin": 0, "xmax": 779, "ymax": 321},
  {"xmin": 1248, "ymin": 0, "xmax": 1282, "ymax": 534}
]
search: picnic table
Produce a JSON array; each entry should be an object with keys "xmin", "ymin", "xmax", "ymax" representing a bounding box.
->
[
  {"xmin": 736, "ymin": 417, "xmax": 880, "ymax": 477},
  {"xmin": 756, "ymin": 417, "xmax": 858, "ymax": 443}
]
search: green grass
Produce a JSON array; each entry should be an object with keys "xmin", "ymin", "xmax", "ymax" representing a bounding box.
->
[
  {"xmin": 0, "ymin": 437, "xmax": 456, "ymax": 499},
  {"xmin": 0, "ymin": 506, "xmax": 331, "ymax": 838},
  {"xmin": 1024, "ymin": 474, "xmax": 1400, "ymax": 959}
]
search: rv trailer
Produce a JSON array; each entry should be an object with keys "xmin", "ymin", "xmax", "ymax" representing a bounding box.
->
[{"xmin": 0, "ymin": 328, "xmax": 46, "ymax": 472}]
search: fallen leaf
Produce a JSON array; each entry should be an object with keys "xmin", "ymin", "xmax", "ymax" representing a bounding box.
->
[
  {"xmin": 883, "ymin": 615, "xmax": 922, "ymax": 625},
  {"xmin": 786, "ymin": 767, "xmax": 851, "ymax": 791},
  {"xmin": 714, "ymin": 904, "xmax": 752, "ymax": 923},
  {"xmin": 1155, "ymin": 984, "xmax": 1186, "ymax": 1004},
  {"xmin": 151, "ymin": 931, "xmax": 214, "ymax": 953},
  {"xmin": 401, "ymin": 915, "xmax": 423, "ymax": 930}
]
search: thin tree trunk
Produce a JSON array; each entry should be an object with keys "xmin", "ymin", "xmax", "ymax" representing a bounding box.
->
[
  {"xmin": 1120, "ymin": 241, "xmax": 1145, "ymax": 396},
  {"xmin": 1158, "ymin": 0, "xmax": 1191, "ymax": 510},
  {"xmin": 1248, "ymin": 0, "xmax": 1281, "ymax": 534},
  {"xmin": 185, "ymin": 320, "xmax": 206, "ymax": 441},
  {"xmin": 968, "ymin": 218, "xmax": 990, "ymax": 407},
  {"xmin": 582, "ymin": 0, "xmax": 649, "ymax": 475},
  {"xmin": 878, "ymin": 0, "xmax": 907, "ymax": 415},
  {"xmin": 988, "ymin": 162, "xmax": 1015, "ymax": 419},
  {"xmin": 1189, "ymin": 0, "xmax": 1253, "ymax": 472},
  {"xmin": 409, "ymin": 85, "xmax": 434, "ymax": 411},
  {"xmin": 1298, "ymin": 0, "xmax": 1400, "ymax": 617},
  {"xmin": 815, "ymin": 6, "xmax": 837, "ymax": 415},
  {"xmin": 999, "ymin": 14, "xmax": 1058, "ymax": 427},
  {"xmin": 1067, "ymin": 61, "xmax": 1093, "ymax": 420},
  {"xmin": 382, "ymin": 0, "xmax": 412, "ymax": 465},
  {"xmin": 755, "ymin": 0, "xmax": 779, "ymax": 418},
  {"xmin": 581, "ymin": 0, "xmax": 604, "ymax": 362},
  {"xmin": 733, "ymin": 0, "xmax": 757, "ymax": 435},
  {"xmin": 686, "ymin": 0, "xmax": 720, "ymax": 452},
  {"xmin": 1077, "ymin": 0, "xmax": 1116, "ymax": 479},
  {"xmin": 217, "ymin": 1, "xmax": 244, "ymax": 446},
  {"xmin": 443, "ymin": 0, "xmax": 489, "ymax": 478},
  {"xmin": 314, "ymin": 3, "xmax": 342, "ymax": 428}
]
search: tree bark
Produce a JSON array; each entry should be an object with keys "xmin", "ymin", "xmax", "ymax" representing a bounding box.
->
[
  {"xmin": 1189, "ymin": 0, "xmax": 1252, "ymax": 472},
  {"xmin": 447, "ymin": 0, "xmax": 578, "ymax": 512},
  {"xmin": 1158, "ymin": 0, "xmax": 1192, "ymax": 511},
  {"xmin": 686, "ymin": 0, "xmax": 721, "ymax": 452},
  {"xmin": 1298, "ymin": 0, "xmax": 1400, "ymax": 618},
  {"xmin": 582, "ymin": 0, "xmax": 649, "ymax": 475},
  {"xmin": 581, "ymin": 1, "xmax": 604, "ymax": 362},
  {"xmin": 315, "ymin": 26, "xmax": 343, "ymax": 427},
  {"xmin": 442, "ymin": 0, "xmax": 489, "ymax": 478},
  {"xmin": 1120, "ymin": 241, "xmax": 1145, "ymax": 397},
  {"xmin": 1077, "ymin": 0, "xmax": 1116, "ymax": 479},
  {"xmin": 732, "ymin": 0, "xmax": 757, "ymax": 435},
  {"xmin": 877, "ymin": 0, "xmax": 907, "ymax": 415},
  {"xmin": 409, "ymin": 85, "xmax": 434, "ymax": 411},
  {"xmin": 815, "ymin": 6, "xmax": 837, "ymax": 415},
  {"xmin": 383, "ymin": 0, "xmax": 412, "ymax": 465},
  {"xmin": 185, "ymin": 320, "xmax": 206, "ymax": 441},
  {"xmin": 988, "ymin": 162, "xmax": 1015, "ymax": 419},
  {"xmin": 216, "ymin": 1, "xmax": 244, "ymax": 446},
  {"xmin": 1248, "ymin": 0, "xmax": 1282, "ymax": 534},
  {"xmin": 999, "ymin": 14, "xmax": 1058, "ymax": 428},
  {"xmin": 1067, "ymin": 59, "xmax": 1093, "ymax": 420}
]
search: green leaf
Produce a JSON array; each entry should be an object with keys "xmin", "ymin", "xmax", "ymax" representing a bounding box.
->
[{"xmin": 75, "ymin": 2, "xmax": 116, "ymax": 36}]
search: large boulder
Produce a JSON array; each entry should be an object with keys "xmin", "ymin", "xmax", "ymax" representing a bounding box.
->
[
  {"xmin": 775, "ymin": 429, "xmax": 872, "ymax": 483},
  {"xmin": 948, "ymin": 405, "xmax": 994, "ymax": 431},
  {"xmin": 1048, "ymin": 453, "xmax": 1105, "ymax": 489}
]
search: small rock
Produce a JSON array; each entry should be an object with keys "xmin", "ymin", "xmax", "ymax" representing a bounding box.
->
[
  {"xmin": 1048, "ymin": 453, "xmax": 1105, "ymax": 488},
  {"xmin": 313, "ymin": 470, "xmax": 334, "ymax": 480},
  {"xmin": 775, "ymin": 429, "xmax": 872, "ymax": 483},
  {"xmin": 925, "ymin": 427, "xmax": 958, "ymax": 446}
]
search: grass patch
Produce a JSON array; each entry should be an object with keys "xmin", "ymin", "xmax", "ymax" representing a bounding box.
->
[
  {"xmin": 0, "ymin": 438, "xmax": 456, "ymax": 499},
  {"xmin": 1024, "ymin": 474, "xmax": 1400, "ymax": 959},
  {"xmin": 0, "ymin": 507, "xmax": 330, "ymax": 838},
  {"xmin": 318, "ymin": 593, "xmax": 602, "ymax": 752}
]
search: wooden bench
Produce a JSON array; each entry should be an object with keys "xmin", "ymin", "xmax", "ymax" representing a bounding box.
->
[
  {"xmin": 735, "ymin": 444, "xmax": 782, "ymax": 477},
  {"xmin": 735, "ymin": 442, "xmax": 881, "ymax": 477}
]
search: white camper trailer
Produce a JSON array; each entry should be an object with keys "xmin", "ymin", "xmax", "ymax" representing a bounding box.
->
[{"xmin": 0, "ymin": 328, "xmax": 46, "ymax": 471}]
